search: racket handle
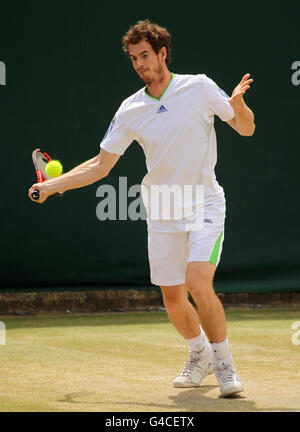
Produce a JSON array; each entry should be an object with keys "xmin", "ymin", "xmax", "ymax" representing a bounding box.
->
[{"xmin": 31, "ymin": 189, "xmax": 40, "ymax": 200}]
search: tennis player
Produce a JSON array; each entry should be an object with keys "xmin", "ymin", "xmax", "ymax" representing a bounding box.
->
[{"xmin": 29, "ymin": 20, "xmax": 255, "ymax": 397}]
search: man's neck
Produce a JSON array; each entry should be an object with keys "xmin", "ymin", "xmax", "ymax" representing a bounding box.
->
[{"xmin": 146, "ymin": 70, "xmax": 173, "ymax": 99}]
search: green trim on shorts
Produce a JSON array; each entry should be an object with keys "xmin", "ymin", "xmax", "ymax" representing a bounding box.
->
[{"xmin": 209, "ymin": 231, "xmax": 223, "ymax": 266}]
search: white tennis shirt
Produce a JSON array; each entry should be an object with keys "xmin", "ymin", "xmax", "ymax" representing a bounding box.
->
[{"xmin": 100, "ymin": 73, "xmax": 235, "ymax": 232}]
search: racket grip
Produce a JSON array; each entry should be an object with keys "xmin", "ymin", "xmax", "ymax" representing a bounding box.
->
[{"xmin": 31, "ymin": 189, "xmax": 40, "ymax": 200}]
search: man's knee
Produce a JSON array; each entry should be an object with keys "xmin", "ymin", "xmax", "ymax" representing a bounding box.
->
[
  {"xmin": 186, "ymin": 262, "xmax": 216, "ymax": 297},
  {"xmin": 161, "ymin": 284, "xmax": 187, "ymax": 314}
]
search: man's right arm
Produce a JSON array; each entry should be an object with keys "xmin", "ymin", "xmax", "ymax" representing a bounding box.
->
[
  {"xmin": 28, "ymin": 149, "xmax": 121, "ymax": 203},
  {"xmin": 67, "ymin": 150, "xmax": 120, "ymax": 177},
  {"xmin": 67, "ymin": 155, "xmax": 98, "ymax": 174}
]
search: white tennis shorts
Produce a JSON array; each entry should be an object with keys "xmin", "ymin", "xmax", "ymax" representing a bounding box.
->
[{"xmin": 147, "ymin": 205, "xmax": 225, "ymax": 286}]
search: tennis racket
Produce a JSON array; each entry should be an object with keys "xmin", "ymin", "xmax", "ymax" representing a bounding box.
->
[{"xmin": 31, "ymin": 148, "xmax": 63, "ymax": 200}]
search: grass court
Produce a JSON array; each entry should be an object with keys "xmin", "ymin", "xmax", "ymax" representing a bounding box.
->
[{"xmin": 0, "ymin": 308, "xmax": 299, "ymax": 412}]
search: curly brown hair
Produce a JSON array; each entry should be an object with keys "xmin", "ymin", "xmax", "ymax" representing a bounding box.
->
[{"xmin": 122, "ymin": 20, "xmax": 172, "ymax": 65}]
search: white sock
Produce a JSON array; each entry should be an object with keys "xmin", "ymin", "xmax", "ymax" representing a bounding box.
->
[
  {"xmin": 185, "ymin": 326, "xmax": 211, "ymax": 355},
  {"xmin": 211, "ymin": 337, "xmax": 230, "ymax": 360}
]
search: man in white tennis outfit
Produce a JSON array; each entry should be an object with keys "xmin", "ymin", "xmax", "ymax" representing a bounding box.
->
[{"xmin": 29, "ymin": 20, "xmax": 255, "ymax": 398}]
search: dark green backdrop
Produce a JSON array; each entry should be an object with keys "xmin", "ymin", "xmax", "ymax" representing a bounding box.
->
[{"xmin": 0, "ymin": 0, "xmax": 299, "ymax": 293}]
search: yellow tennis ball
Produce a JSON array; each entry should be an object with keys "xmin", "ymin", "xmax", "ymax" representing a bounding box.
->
[{"xmin": 46, "ymin": 160, "xmax": 63, "ymax": 178}]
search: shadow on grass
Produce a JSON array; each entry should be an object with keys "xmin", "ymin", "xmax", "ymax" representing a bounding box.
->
[
  {"xmin": 57, "ymin": 387, "xmax": 298, "ymax": 412},
  {"xmin": 1, "ymin": 312, "xmax": 170, "ymax": 330},
  {"xmin": 225, "ymin": 309, "xmax": 300, "ymax": 322},
  {"xmin": 2, "ymin": 309, "xmax": 300, "ymax": 331}
]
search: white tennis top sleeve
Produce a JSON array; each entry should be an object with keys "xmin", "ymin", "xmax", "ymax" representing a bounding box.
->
[
  {"xmin": 100, "ymin": 101, "xmax": 135, "ymax": 155},
  {"xmin": 204, "ymin": 76, "xmax": 235, "ymax": 121}
]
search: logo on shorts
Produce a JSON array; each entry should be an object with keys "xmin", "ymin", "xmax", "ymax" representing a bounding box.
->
[{"xmin": 204, "ymin": 218, "xmax": 213, "ymax": 224}]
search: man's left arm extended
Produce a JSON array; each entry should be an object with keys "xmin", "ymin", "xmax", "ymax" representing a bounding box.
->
[{"xmin": 226, "ymin": 73, "xmax": 255, "ymax": 136}]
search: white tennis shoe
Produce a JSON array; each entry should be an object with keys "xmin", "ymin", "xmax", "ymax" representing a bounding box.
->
[
  {"xmin": 173, "ymin": 347, "xmax": 214, "ymax": 388},
  {"xmin": 214, "ymin": 353, "xmax": 245, "ymax": 397}
]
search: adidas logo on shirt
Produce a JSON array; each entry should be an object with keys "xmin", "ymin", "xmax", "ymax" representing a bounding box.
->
[{"xmin": 157, "ymin": 105, "xmax": 168, "ymax": 114}]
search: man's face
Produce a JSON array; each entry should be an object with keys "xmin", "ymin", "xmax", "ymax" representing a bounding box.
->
[{"xmin": 128, "ymin": 39, "xmax": 166, "ymax": 85}]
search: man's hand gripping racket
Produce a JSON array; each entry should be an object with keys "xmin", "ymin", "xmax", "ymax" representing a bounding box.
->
[{"xmin": 29, "ymin": 149, "xmax": 63, "ymax": 203}]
